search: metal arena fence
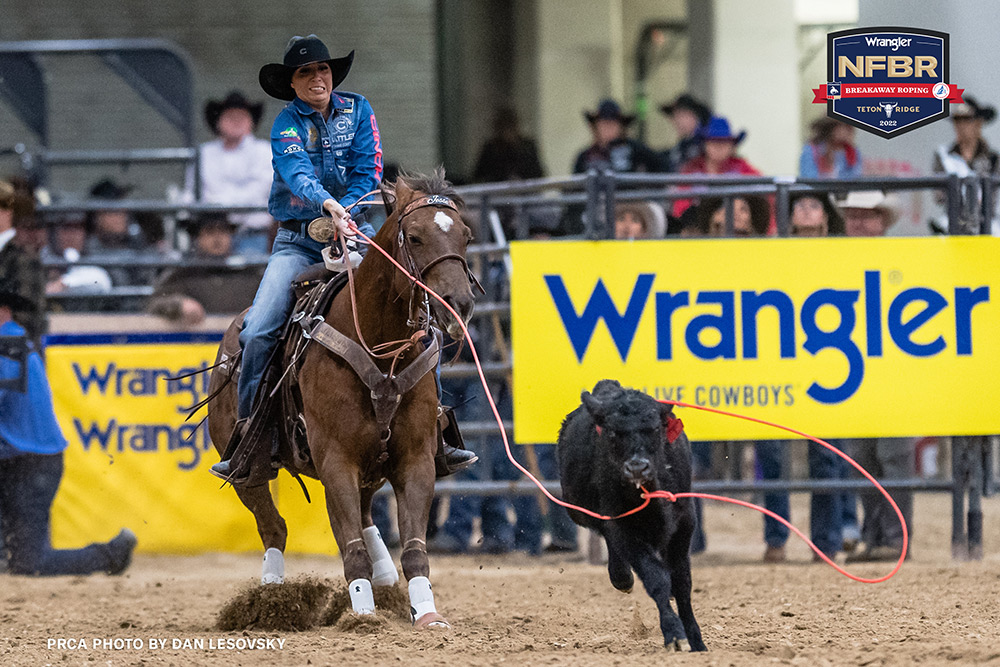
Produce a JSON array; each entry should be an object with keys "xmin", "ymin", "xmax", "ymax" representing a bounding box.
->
[{"xmin": 18, "ymin": 170, "xmax": 999, "ymax": 560}]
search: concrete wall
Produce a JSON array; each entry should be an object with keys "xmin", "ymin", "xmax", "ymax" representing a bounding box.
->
[
  {"xmin": 0, "ymin": 1, "xmax": 438, "ymax": 197},
  {"xmin": 689, "ymin": 0, "xmax": 802, "ymax": 176}
]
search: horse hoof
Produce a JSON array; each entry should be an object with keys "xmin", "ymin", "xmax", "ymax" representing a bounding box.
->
[
  {"xmin": 617, "ymin": 586, "xmax": 633, "ymax": 594},
  {"xmin": 667, "ymin": 638, "xmax": 691, "ymax": 652},
  {"xmin": 414, "ymin": 612, "xmax": 451, "ymax": 629},
  {"xmin": 261, "ymin": 574, "xmax": 284, "ymax": 585}
]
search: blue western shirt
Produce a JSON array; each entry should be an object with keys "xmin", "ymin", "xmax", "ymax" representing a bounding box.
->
[
  {"xmin": 0, "ymin": 320, "xmax": 67, "ymax": 458},
  {"xmin": 268, "ymin": 92, "xmax": 384, "ymax": 223}
]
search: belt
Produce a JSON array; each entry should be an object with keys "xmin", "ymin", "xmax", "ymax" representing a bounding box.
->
[{"xmin": 279, "ymin": 219, "xmax": 308, "ymax": 234}]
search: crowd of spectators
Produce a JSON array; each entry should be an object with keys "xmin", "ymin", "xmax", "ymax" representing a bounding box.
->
[{"xmin": 2, "ymin": 84, "xmax": 996, "ymax": 567}]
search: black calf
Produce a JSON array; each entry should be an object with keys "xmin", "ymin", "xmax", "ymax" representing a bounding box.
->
[{"xmin": 556, "ymin": 379, "xmax": 706, "ymax": 652}]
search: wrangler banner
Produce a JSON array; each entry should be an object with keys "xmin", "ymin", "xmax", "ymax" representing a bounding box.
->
[
  {"xmin": 45, "ymin": 333, "xmax": 337, "ymax": 554},
  {"xmin": 510, "ymin": 236, "xmax": 1000, "ymax": 443}
]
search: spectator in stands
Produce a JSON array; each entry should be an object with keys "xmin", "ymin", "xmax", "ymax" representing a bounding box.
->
[
  {"xmin": 85, "ymin": 178, "xmax": 158, "ymax": 290},
  {"xmin": 148, "ymin": 213, "xmax": 263, "ymax": 327},
  {"xmin": 85, "ymin": 178, "xmax": 147, "ymax": 253},
  {"xmin": 799, "ymin": 118, "xmax": 862, "ymax": 179},
  {"xmin": 841, "ymin": 191, "xmax": 912, "ymax": 561},
  {"xmin": 192, "ymin": 91, "xmax": 275, "ymax": 256},
  {"xmin": 473, "ymin": 106, "xmax": 544, "ymax": 183},
  {"xmin": 789, "ymin": 192, "xmax": 845, "ymax": 237},
  {"xmin": 0, "ymin": 288, "xmax": 137, "ymax": 576},
  {"xmin": 694, "ymin": 195, "xmax": 771, "ymax": 237},
  {"xmin": 672, "ymin": 116, "xmax": 761, "ymax": 219},
  {"xmin": 659, "ymin": 93, "xmax": 712, "ymax": 173},
  {"xmin": 786, "ymin": 192, "xmax": 861, "ymax": 559},
  {"xmin": 0, "ymin": 179, "xmax": 46, "ymax": 344},
  {"xmin": 572, "ymin": 99, "xmax": 661, "ymax": 174},
  {"xmin": 42, "ymin": 211, "xmax": 113, "ymax": 297},
  {"xmin": 613, "ymin": 202, "xmax": 665, "ymax": 240},
  {"xmin": 697, "ymin": 195, "xmax": 789, "ymax": 560},
  {"xmin": 841, "ymin": 190, "xmax": 898, "ymax": 237},
  {"xmin": 931, "ymin": 95, "xmax": 999, "ymax": 234},
  {"xmin": 472, "ymin": 107, "xmax": 547, "ymax": 239}
]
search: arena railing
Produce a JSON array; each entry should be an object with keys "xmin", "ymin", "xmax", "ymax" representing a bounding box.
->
[{"xmin": 34, "ymin": 173, "xmax": 995, "ymax": 559}]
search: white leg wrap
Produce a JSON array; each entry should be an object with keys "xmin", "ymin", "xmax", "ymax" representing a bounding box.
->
[
  {"xmin": 261, "ymin": 548, "xmax": 284, "ymax": 585},
  {"xmin": 408, "ymin": 576, "xmax": 437, "ymax": 621},
  {"xmin": 363, "ymin": 526, "xmax": 398, "ymax": 587},
  {"xmin": 348, "ymin": 578, "xmax": 376, "ymax": 615}
]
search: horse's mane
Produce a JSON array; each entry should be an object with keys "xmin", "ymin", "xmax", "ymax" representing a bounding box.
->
[{"xmin": 395, "ymin": 168, "xmax": 464, "ymax": 208}]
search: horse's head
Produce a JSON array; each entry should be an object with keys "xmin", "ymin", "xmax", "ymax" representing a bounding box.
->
[{"xmin": 381, "ymin": 170, "xmax": 477, "ymax": 339}]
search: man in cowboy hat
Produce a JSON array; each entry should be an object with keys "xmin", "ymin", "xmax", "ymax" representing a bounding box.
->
[
  {"xmin": 659, "ymin": 93, "xmax": 712, "ymax": 173},
  {"xmin": 572, "ymin": 98, "xmax": 662, "ymax": 174},
  {"xmin": 193, "ymin": 91, "xmax": 275, "ymax": 255},
  {"xmin": 212, "ymin": 35, "xmax": 475, "ymax": 483},
  {"xmin": 840, "ymin": 190, "xmax": 899, "ymax": 237}
]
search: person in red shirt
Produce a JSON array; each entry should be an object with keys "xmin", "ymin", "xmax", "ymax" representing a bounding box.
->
[{"xmin": 672, "ymin": 116, "xmax": 760, "ymax": 219}]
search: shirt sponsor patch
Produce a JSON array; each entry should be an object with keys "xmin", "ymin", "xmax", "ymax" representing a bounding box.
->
[
  {"xmin": 279, "ymin": 127, "xmax": 299, "ymax": 138},
  {"xmin": 282, "ymin": 144, "xmax": 303, "ymax": 154}
]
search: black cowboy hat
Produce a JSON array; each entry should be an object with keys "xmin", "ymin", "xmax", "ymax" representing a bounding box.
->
[
  {"xmin": 259, "ymin": 35, "xmax": 354, "ymax": 101},
  {"xmin": 204, "ymin": 91, "xmax": 264, "ymax": 133},
  {"xmin": 0, "ymin": 288, "xmax": 34, "ymax": 312},
  {"xmin": 584, "ymin": 99, "xmax": 636, "ymax": 125},
  {"xmin": 89, "ymin": 178, "xmax": 133, "ymax": 200},
  {"xmin": 180, "ymin": 211, "xmax": 237, "ymax": 236},
  {"xmin": 951, "ymin": 94, "xmax": 997, "ymax": 123},
  {"xmin": 660, "ymin": 93, "xmax": 712, "ymax": 127}
]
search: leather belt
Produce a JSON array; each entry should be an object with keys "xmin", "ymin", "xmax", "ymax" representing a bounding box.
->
[{"xmin": 279, "ymin": 219, "xmax": 308, "ymax": 234}]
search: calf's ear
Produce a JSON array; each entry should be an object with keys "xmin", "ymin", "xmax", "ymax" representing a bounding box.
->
[
  {"xmin": 659, "ymin": 401, "xmax": 674, "ymax": 427},
  {"xmin": 581, "ymin": 391, "xmax": 606, "ymax": 419}
]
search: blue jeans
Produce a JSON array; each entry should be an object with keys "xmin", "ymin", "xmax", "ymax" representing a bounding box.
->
[
  {"xmin": 755, "ymin": 440, "xmax": 789, "ymax": 548},
  {"xmin": 237, "ymin": 226, "xmax": 327, "ymax": 419},
  {"xmin": 0, "ymin": 452, "xmax": 114, "ymax": 575},
  {"xmin": 438, "ymin": 376, "xmax": 541, "ymax": 553},
  {"xmin": 808, "ymin": 439, "xmax": 849, "ymax": 556},
  {"xmin": 536, "ymin": 443, "xmax": 578, "ymax": 549}
]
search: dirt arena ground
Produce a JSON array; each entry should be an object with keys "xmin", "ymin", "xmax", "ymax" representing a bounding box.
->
[{"xmin": 3, "ymin": 493, "xmax": 1000, "ymax": 667}]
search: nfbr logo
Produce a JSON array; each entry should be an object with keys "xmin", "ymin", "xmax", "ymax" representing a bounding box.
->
[{"xmin": 812, "ymin": 27, "xmax": 964, "ymax": 138}]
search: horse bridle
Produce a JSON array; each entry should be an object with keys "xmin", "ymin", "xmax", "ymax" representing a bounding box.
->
[
  {"xmin": 389, "ymin": 194, "xmax": 483, "ymax": 329},
  {"xmin": 394, "ymin": 194, "xmax": 485, "ymax": 295}
]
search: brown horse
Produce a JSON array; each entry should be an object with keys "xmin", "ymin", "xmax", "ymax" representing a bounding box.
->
[{"xmin": 206, "ymin": 171, "xmax": 476, "ymax": 627}]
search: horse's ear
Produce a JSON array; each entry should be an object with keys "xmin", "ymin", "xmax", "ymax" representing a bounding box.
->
[
  {"xmin": 380, "ymin": 180, "xmax": 397, "ymax": 216},
  {"xmin": 394, "ymin": 178, "xmax": 415, "ymax": 210}
]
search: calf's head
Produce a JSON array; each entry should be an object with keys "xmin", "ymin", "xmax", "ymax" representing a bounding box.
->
[{"xmin": 581, "ymin": 384, "xmax": 674, "ymax": 487}]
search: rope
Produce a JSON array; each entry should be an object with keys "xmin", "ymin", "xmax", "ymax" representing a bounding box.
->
[{"xmin": 348, "ymin": 211, "xmax": 908, "ymax": 585}]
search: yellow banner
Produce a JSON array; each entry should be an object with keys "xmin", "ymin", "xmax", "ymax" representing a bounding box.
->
[
  {"xmin": 511, "ymin": 236, "xmax": 1000, "ymax": 442},
  {"xmin": 46, "ymin": 334, "xmax": 337, "ymax": 555}
]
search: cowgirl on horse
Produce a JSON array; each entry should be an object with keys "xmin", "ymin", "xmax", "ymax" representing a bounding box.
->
[{"xmin": 211, "ymin": 34, "xmax": 476, "ymax": 484}]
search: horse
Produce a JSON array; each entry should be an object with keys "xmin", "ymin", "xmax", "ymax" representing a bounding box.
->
[{"xmin": 205, "ymin": 171, "xmax": 476, "ymax": 628}]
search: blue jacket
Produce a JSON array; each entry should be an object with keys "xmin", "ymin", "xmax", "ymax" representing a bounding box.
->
[
  {"xmin": 268, "ymin": 92, "xmax": 384, "ymax": 223},
  {"xmin": 0, "ymin": 320, "xmax": 67, "ymax": 457}
]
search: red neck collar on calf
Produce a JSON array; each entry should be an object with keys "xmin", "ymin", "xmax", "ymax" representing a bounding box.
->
[{"xmin": 594, "ymin": 416, "xmax": 685, "ymax": 444}]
